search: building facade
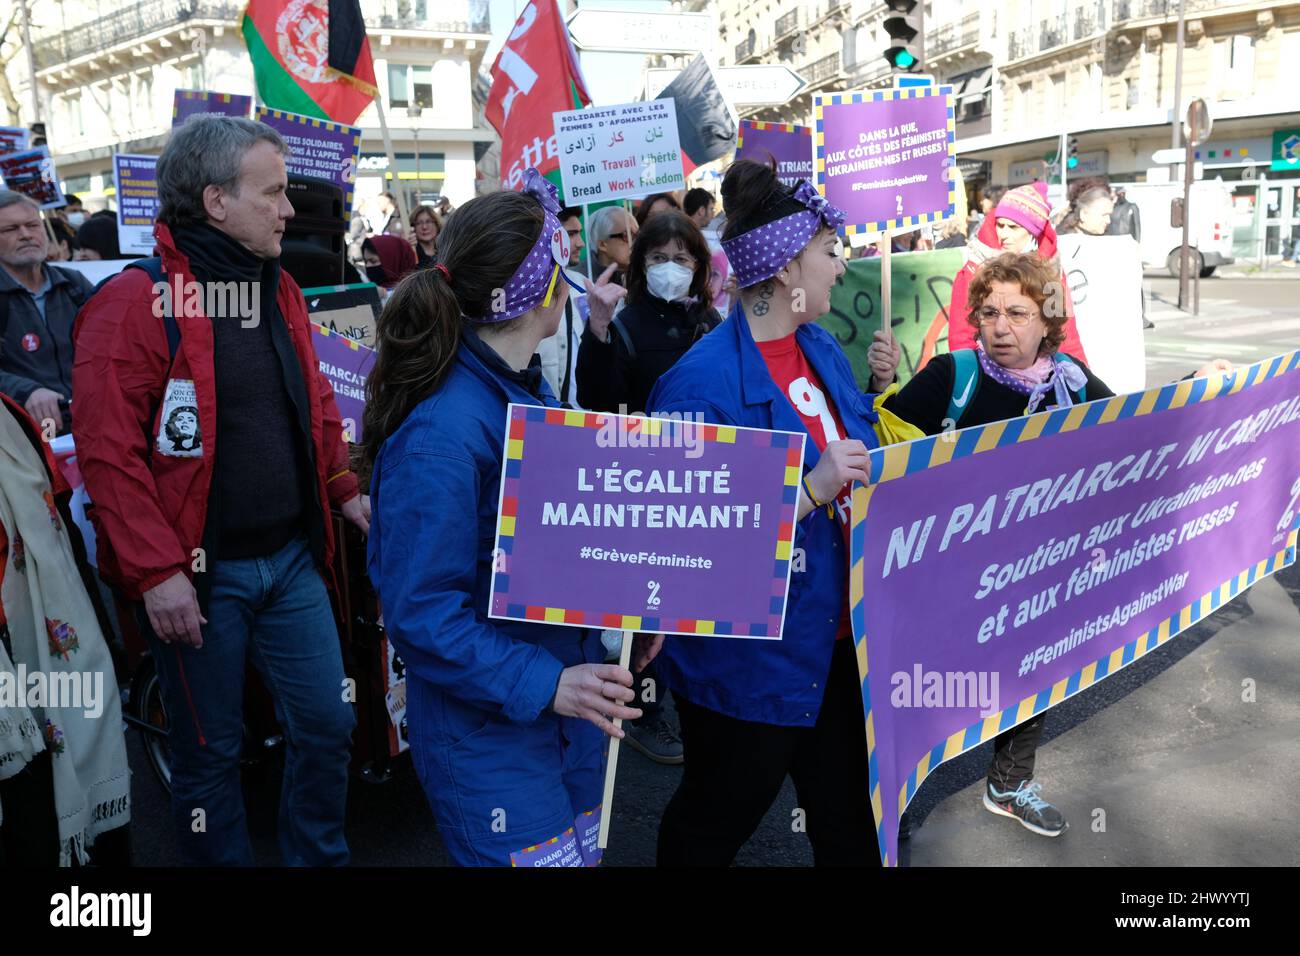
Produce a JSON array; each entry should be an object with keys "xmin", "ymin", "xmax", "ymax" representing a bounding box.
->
[
  {"xmin": 4, "ymin": 0, "xmax": 494, "ymax": 212},
  {"xmin": 706, "ymin": 0, "xmax": 1300, "ymax": 260}
]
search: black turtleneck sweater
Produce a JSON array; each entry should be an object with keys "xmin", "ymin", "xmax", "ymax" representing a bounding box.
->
[
  {"xmin": 576, "ymin": 295, "xmax": 721, "ymax": 414},
  {"xmin": 173, "ymin": 222, "xmax": 314, "ymax": 560}
]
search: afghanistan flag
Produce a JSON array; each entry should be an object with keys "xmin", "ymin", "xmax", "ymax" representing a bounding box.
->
[
  {"xmin": 486, "ymin": 0, "xmax": 591, "ymax": 193},
  {"xmin": 242, "ymin": 0, "xmax": 377, "ymax": 126}
]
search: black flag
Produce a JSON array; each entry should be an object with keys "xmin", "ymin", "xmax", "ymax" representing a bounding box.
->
[{"xmin": 655, "ymin": 56, "xmax": 737, "ymax": 174}]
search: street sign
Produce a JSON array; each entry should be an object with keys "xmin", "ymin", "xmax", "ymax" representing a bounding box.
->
[
  {"xmin": 892, "ymin": 73, "xmax": 934, "ymax": 89},
  {"xmin": 1152, "ymin": 147, "xmax": 1185, "ymax": 164},
  {"xmin": 646, "ymin": 65, "xmax": 805, "ymax": 106},
  {"xmin": 1184, "ymin": 98, "xmax": 1211, "ymax": 146},
  {"xmin": 567, "ymin": 9, "xmax": 714, "ymax": 54}
]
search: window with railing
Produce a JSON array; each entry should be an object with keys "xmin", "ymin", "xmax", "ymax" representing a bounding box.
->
[
  {"xmin": 807, "ymin": 51, "xmax": 842, "ymax": 84},
  {"xmin": 776, "ymin": 8, "xmax": 800, "ymax": 39}
]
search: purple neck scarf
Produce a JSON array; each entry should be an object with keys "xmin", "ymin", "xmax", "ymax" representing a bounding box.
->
[
  {"xmin": 975, "ymin": 345, "xmax": 1089, "ymax": 414},
  {"xmin": 472, "ymin": 167, "xmax": 568, "ymax": 323},
  {"xmin": 720, "ymin": 181, "xmax": 845, "ymax": 289}
]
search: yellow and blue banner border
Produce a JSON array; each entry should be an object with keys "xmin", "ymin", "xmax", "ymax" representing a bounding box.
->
[
  {"xmin": 252, "ymin": 105, "xmax": 362, "ymax": 217},
  {"xmin": 848, "ymin": 349, "xmax": 1300, "ymax": 865},
  {"xmin": 812, "ymin": 85, "xmax": 957, "ymax": 237}
]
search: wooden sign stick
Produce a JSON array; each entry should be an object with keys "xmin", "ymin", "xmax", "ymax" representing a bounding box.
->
[{"xmin": 596, "ymin": 629, "xmax": 635, "ymax": 850}]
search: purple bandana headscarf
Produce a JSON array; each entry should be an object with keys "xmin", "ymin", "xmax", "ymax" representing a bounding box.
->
[
  {"xmin": 720, "ymin": 181, "xmax": 846, "ymax": 289},
  {"xmin": 473, "ymin": 167, "xmax": 568, "ymax": 323}
]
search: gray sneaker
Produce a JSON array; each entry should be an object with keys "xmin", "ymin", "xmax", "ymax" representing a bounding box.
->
[
  {"xmin": 983, "ymin": 781, "xmax": 1067, "ymax": 837},
  {"xmin": 625, "ymin": 717, "xmax": 684, "ymax": 765}
]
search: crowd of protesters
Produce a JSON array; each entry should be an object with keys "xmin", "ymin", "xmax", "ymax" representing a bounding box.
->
[{"xmin": 0, "ymin": 114, "xmax": 1236, "ymax": 868}]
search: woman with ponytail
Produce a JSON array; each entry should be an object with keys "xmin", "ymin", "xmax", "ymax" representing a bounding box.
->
[
  {"xmin": 363, "ymin": 169, "xmax": 641, "ymax": 867},
  {"xmin": 642, "ymin": 159, "xmax": 907, "ymax": 866}
]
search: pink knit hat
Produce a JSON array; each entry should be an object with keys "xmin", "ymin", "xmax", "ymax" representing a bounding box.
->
[{"xmin": 994, "ymin": 181, "xmax": 1051, "ymax": 237}]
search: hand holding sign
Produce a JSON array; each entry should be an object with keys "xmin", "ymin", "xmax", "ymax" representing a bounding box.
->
[
  {"xmin": 552, "ymin": 662, "xmax": 642, "ymax": 738},
  {"xmin": 867, "ymin": 328, "xmax": 902, "ymax": 390}
]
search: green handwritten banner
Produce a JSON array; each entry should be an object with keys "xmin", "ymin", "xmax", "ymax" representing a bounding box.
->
[{"xmin": 819, "ymin": 247, "xmax": 965, "ymax": 388}]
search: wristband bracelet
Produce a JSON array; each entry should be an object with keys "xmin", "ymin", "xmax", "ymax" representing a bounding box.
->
[{"xmin": 802, "ymin": 475, "xmax": 834, "ymax": 519}]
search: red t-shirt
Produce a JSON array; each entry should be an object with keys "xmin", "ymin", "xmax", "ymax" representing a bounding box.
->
[{"xmin": 756, "ymin": 333, "xmax": 853, "ymax": 640}]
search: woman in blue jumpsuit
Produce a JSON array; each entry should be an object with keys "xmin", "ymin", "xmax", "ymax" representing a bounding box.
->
[
  {"xmin": 644, "ymin": 160, "xmax": 902, "ymax": 865},
  {"xmin": 363, "ymin": 170, "xmax": 642, "ymax": 866}
]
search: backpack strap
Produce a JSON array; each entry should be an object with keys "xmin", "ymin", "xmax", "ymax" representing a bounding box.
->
[
  {"xmin": 610, "ymin": 314, "xmax": 636, "ymax": 362},
  {"xmin": 946, "ymin": 348, "xmax": 981, "ymax": 429},
  {"xmin": 1056, "ymin": 352, "xmax": 1088, "ymax": 404}
]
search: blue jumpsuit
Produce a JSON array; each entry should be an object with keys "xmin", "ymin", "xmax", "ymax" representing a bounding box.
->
[{"xmin": 368, "ymin": 332, "xmax": 606, "ymax": 866}]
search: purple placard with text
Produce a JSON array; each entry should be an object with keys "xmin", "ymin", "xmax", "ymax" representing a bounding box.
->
[
  {"xmin": 490, "ymin": 406, "xmax": 805, "ymax": 638},
  {"xmin": 172, "ymin": 90, "xmax": 253, "ymax": 126},
  {"xmin": 735, "ymin": 120, "xmax": 813, "ymax": 187},
  {"xmin": 311, "ymin": 323, "xmax": 374, "ymax": 443},
  {"xmin": 254, "ymin": 107, "xmax": 361, "ymax": 217},
  {"xmin": 814, "ymin": 87, "xmax": 956, "ymax": 236},
  {"xmin": 853, "ymin": 353, "xmax": 1300, "ymax": 865}
]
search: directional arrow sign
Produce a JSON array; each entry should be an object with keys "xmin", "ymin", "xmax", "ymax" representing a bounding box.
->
[
  {"xmin": 567, "ymin": 9, "xmax": 714, "ymax": 54},
  {"xmin": 646, "ymin": 65, "xmax": 805, "ymax": 106},
  {"xmin": 1152, "ymin": 147, "xmax": 1188, "ymax": 164}
]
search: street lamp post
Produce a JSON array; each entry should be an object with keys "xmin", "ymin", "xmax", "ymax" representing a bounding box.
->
[{"xmin": 407, "ymin": 104, "xmax": 423, "ymax": 212}]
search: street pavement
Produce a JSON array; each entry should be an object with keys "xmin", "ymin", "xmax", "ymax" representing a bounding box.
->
[{"xmin": 122, "ymin": 277, "xmax": 1300, "ymax": 866}]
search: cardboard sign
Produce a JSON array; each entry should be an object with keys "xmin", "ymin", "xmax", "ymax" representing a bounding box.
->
[
  {"xmin": 814, "ymin": 87, "xmax": 957, "ymax": 235},
  {"xmin": 0, "ymin": 125, "xmax": 30, "ymax": 157},
  {"xmin": 303, "ymin": 282, "xmax": 382, "ymax": 348},
  {"xmin": 553, "ymin": 99, "xmax": 685, "ymax": 206},
  {"xmin": 0, "ymin": 147, "xmax": 66, "ymax": 209}
]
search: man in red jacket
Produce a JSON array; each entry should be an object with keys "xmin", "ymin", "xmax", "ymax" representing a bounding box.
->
[{"xmin": 72, "ymin": 115, "xmax": 368, "ymax": 866}]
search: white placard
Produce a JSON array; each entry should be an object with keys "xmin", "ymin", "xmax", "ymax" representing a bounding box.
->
[
  {"xmin": 1056, "ymin": 234, "xmax": 1147, "ymax": 395},
  {"xmin": 553, "ymin": 99, "xmax": 685, "ymax": 206}
]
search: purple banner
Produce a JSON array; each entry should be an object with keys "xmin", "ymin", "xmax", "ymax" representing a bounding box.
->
[
  {"xmin": 311, "ymin": 322, "xmax": 374, "ymax": 443},
  {"xmin": 851, "ymin": 352, "xmax": 1300, "ymax": 865},
  {"xmin": 254, "ymin": 107, "xmax": 360, "ymax": 218},
  {"xmin": 172, "ymin": 90, "xmax": 253, "ymax": 127},
  {"xmin": 814, "ymin": 87, "xmax": 956, "ymax": 235},
  {"xmin": 735, "ymin": 120, "xmax": 812, "ymax": 187},
  {"xmin": 490, "ymin": 406, "xmax": 805, "ymax": 639},
  {"xmin": 113, "ymin": 154, "xmax": 159, "ymax": 256}
]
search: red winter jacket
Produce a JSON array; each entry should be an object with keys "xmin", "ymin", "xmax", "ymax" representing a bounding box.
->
[
  {"xmin": 71, "ymin": 223, "xmax": 360, "ymax": 600},
  {"xmin": 946, "ymin": 214, "xmax": 1089, "ymax": 364}
]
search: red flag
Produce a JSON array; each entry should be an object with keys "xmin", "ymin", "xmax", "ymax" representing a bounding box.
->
[{"xmin": 487, "ymin": 1, "xmax": 590, "ymax": 191}]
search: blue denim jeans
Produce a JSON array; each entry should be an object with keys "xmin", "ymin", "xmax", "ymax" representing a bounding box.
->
[{"xmin": 144, "ymin": 535, "xmax": 355, "ymax": 866}]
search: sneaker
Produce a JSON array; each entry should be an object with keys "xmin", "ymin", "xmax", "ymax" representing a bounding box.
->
[
  {"xmin": 983, "ymin": 781, "xmax": 1067, "ymax": 837},
  {"xmin": 624, "ymin": 717, "xmax": 684, "ymax": 765}
]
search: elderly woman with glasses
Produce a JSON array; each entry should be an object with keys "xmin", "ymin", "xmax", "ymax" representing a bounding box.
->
[
  {"xmin": 586, "ymin": 205, "xmax": 638, "ymax": 286},
  {"xmin": 878, "ymin": 251, "xmax": 1231, "ymax": 839}
]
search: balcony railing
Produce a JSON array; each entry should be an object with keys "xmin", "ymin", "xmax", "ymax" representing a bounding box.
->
[
  {"xmin": 930, "ymin": 12, "xmax": 981, "ymax": 58},
  {"xmin": 805, "ymin": 51, "xmax": 842, "ymax": 86},
  {"xmin": 1040, "ymin": 14, "xmax": 1068, "ymax": 51},
  {"xmin": 32, "ymin": 0, "xmax": 489, "ymax": 72},
  {"xmin": 1009, "ymin": 26, "xmax": 1035, "ymax": 60},
  {"xmin": 1008, "ymin": 2, "xmax": 1109, "ymax": 60},
  {"xmin": 1074, "ymin": 1, "xmax": 1107, "ymax": 39},
  {"xmin": 735, "ymin": 36, "xmax": 756, "ymax": 63},
  {"xmin": 775, "ymin": 8, "xmax": 801, "ymax": 40}
]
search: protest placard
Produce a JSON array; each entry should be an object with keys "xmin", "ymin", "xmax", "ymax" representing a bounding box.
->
[
  {"xmin": 821, "ymin": 247, "xmax": 964, "ymax": 388},
  {"xmin": 850, "ymin": 350, "xmax": 1300, "ymax": 865},
  {"xmin": 253, "ymin": 107, "xmax": 361, "ymax": 217},
  {"xmin": 814, "ymin": 87, "xmax": 957, "ymax": 235},
  {"xmin": 736, "ymin": 120, "xmax": 812, "ymax": 187},
  {"xmin": 490, "ymin": 405, "xmax": 804, "ymax": 639},
  {"xmin": 113, "ymin": 154, "xmax": 160, "ymax": 255},
  {"xmin": 0, "ymin": 146, "xmax": 66, "ymax": 209},
  {"xmin": 172, "ymin": 89, "xmax": 253, "ymax": 126},
  {"xmin": 0, "ymin": 125, "xmax": 30, "ymax": 157},
  {"xmin": 303, "ymin": 282, "xmax": 382, "ymax": 347},
  {"xmin": 553, "ymin": 99, "xmax": 685, "ymax": 206},
  {"xmin": 1057, "ymin": 234, "xmax": 1148, "ymax": 394},
  {"xmin": 310, "ymin": 322, "xmax": 374, "ymax": 443}
]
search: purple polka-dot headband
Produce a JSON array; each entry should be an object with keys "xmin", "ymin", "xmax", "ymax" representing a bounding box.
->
[
  {"xmin": 473, "ymin": 167, "xmax": 573, "ymax": 323},
  {"xmin": 721, "ymin": 181, "xmax": 846, "ymax": 289}
]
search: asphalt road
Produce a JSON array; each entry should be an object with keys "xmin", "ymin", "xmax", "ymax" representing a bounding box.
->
[{"xmin": 121, "ymin": 280, "xmax": 1300, "ymax": 865}]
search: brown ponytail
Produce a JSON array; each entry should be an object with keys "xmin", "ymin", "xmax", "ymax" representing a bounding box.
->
[{"xmin": 362, "ymin": 190, "xmax": 544, "ymax": 467}]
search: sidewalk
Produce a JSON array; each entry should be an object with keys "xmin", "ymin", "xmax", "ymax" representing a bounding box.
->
[{"xmin": 1217, "ymin": 262, "xmax": 1300, "ymax": 280}]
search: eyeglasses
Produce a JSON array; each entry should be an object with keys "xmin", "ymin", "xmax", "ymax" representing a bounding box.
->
[
  {"xmin": 976, "ymin": 306, "xmax": 1040, "ymax": 327},
  {"xmin": 608, "ymin": 231, "xmax": 633, "ymax": 244},
  {"xmin": 647, "ymin": 252, "xmax": 695, "ymax": 268}
]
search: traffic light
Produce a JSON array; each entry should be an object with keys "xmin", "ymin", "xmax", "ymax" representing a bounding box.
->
[
  {"xmin": 1067, "ymin": 136, "xmax": 1079, "ymax": 170},
  {"xmin": 883, "ymin": 0, "xmax": 923, "ymax": 71}
]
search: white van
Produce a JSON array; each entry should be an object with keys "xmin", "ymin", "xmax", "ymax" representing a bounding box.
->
[{"xmin": 1108, "ymin": 179, "xmax": 1236, "ymax": 277}]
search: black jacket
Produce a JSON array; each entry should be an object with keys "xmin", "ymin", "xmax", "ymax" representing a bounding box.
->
[
  {"xmin": 0, "ymin": 263, "xmax": 94, "ymax": 428},
  {"xmin": 576, "ymin": 295, "xmax": 721, "ymax": 414},
  {"xmin": 1106, "ymin": 198, "xmax": 1142, "ymax": 242}
]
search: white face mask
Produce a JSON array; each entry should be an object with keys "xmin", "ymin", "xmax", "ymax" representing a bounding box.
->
[
  {"xmin": 66, "ymin": 212, "xmax": 85, "ymax": 228},
  {"xmin": 646, "ymin": 261, "xmax": 694, "ymax": 302}
]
